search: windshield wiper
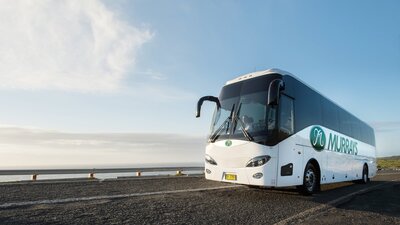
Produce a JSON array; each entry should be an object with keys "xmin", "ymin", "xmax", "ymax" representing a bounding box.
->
[
  {"xmin": 233, "ymin": 103, "xmax": 254, "ymax": 142},
  {"xmin": 234, "ymin": 116, "xmax": 254, "ymax": 141},
  {"xmin": 209, "ymin": 104, "xmax": 235, "ymax": 142}
]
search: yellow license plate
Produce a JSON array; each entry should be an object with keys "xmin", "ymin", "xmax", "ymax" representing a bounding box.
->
[{"xmin": 225, "ymin": 173, "xmax": 237, "ymax": 181}]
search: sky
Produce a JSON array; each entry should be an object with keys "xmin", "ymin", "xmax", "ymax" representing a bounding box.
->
[{"xmin": 0, "ymin": 0, "xmax": 399, "ymax": 169}]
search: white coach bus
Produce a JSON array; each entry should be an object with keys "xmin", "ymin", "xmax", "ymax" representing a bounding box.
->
[{"xmin": 196, "ymin": 69, "xmax": 376, "ymax": 195}]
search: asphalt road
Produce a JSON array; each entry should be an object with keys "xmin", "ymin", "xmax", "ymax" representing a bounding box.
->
[{"xmin": 0, "ymin": 171, "xmax": 399, "ymax": 225}]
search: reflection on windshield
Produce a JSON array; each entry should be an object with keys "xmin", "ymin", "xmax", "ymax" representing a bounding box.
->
[
  {"xmin": 209, "ymin": 104, "xmax": 235, "ymax": 142},
  {"xmin": 234, "ymin": 92, "xmax": 267, "ymax": 134},
  {"xmin": 210, "ymin": 98, "xmax": 236, "ymax": 136},
  {"xmin": 209, "ymin": 91, "xmax": 277, "ymax": 145},
  {"xmin": 232, "ymin": 103, "xmax": 254, "ymax": 141},
  {"xmin": 208, "ymin": 74, "xmax": 281, "ymax": 145}
]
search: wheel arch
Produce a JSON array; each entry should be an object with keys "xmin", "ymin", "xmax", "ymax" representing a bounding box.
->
[{"xmin": 306, "ymin": 158, "xmax": 321, "ymax": 186}]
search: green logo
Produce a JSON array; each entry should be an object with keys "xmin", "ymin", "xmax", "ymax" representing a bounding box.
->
[
  {"xmin": 225, "ymin": 140, "xmax": 232, "ymax": 147},
  {"xmin": 310, "ymin": 126, "xmax": 326, "ymax": 151}
]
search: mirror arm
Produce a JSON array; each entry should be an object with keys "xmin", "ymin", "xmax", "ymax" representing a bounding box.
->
[
  {"xmin": 268, "ymin": 79, "xmax": 285, "ymax": 105},
  {"xmin": 196, "ymin": 96, "xmax": 221, "ymax": 118}
]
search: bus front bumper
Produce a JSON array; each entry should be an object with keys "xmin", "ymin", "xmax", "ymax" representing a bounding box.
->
[{"xmin": 204, "ymin": 162, "xmax": 277, "ymax": 187}]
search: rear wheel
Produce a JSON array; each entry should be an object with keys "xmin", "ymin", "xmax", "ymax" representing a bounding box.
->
[
  {"xmin": 360, "ymin": 165, "xmax": 369, "ymax": 184},
  {"xmin": 299, "ymin": 163, "xmax": 319, "ymax": 195}
]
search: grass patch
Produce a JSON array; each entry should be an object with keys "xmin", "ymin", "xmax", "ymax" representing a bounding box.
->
[{"xmin": 377, "ymin": 158, "xmax": 400, "ymax": 169}]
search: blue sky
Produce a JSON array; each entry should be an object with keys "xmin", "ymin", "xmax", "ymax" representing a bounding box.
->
[{"xmin": 0, "ymin": 0, "xmax": 399, "ymax": 168}]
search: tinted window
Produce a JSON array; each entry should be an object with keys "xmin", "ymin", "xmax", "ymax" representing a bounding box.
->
[
  {"xmin": 339, "ymin": 110, "xmax": 351, "ymax": 135},
  {"xmin": 219, "ymin": 74, "xmax": 281, "ymax": 100},
  {"xmin": 322, "ymin": 99, "xmax": 339, "ymax": 132},
  {"xmin": 282, "ymin": 75, "xmax": 375, "ymax": 146},
  {"xmin": 279, "ymin": 95, "xmax": 294, "ymax": 140},
  {"xmin": 292, "ymin": 81, "xmax": 322, "ymax": 132},
  {"xmin": 210, "ymin": 74, "xmax": 282, "ymax": 146},
  {"xmin": 351, "ymin": 120, "xmax": 361, "ymax": 141},
  {"xmin": 234, "ymin": 92, "xmax": 268, "ymax": 134}
]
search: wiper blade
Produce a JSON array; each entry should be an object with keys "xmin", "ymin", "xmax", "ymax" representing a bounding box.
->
[
  {"xmin": 234, "ymin": 116, "xmax": 254, "ymax": 141},
  {"xmin": 209, "ymin": 104, "xmax": 235, "ymax": 143},
  {"xmin": 209, "ymin": 119, "xmax": 229, "ymax": 142},
  {"xmin": 233, "ymin": 103, "xmax": 254, "ymax": 142}
]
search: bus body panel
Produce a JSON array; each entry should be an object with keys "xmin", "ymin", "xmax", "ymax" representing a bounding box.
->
[
  {"xmin": 205, "ymin": 141, "xmax": 279, "ymax": 187},
  {"xmin": 278, "ymin": 125, "xmax": 376, "ymax": 186},
  {"xmin": 276, "ymin": 135, "xmax": 304, "ymax": 187},
  {"xmin": 200, "ymin": 69, "xmax": 377, "ymax": 189},
  {"xmin": 205, "ymin": 126, "xmax": 377, "ymax": 187}
]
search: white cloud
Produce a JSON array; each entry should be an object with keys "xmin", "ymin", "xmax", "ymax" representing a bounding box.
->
[
  {"xmin": 0, "ymin": 0, "xmax": 152, "ymax": 92},
  {"xmin": 136, "ymin": 70, "xmax": 168, "ymax": 81},
  {"xmin": 0, "ymin": 125, "xmax": 205, "ymax": 169}
]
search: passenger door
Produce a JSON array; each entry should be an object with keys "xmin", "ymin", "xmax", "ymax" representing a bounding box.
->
[{"xmin": 277, "ymin": 95, "xmax": 303, "ymax": 186}]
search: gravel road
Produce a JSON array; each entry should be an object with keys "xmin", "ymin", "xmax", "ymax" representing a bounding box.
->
[{"xmin": 0, "ymin": 172, "xmax": 399, "ymax": 225}]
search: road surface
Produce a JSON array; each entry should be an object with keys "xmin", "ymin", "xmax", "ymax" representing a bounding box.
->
[{"xmin": 0, "ymin": 171, "xmax": 399, "ymax": 224}]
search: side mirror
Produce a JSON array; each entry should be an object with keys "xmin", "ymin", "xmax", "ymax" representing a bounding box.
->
[
  {"xmin": 196, "ymin": 96, "xmax": 221, "ymax": 118},
  {"xmin": 268, "ymin": 79, "xmax": 285, "ymax": 105}
]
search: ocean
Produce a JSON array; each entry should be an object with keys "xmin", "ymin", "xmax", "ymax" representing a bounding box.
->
[{"xmin": 0, "ymin": 162, "xmax": 204, "ymax": 183}]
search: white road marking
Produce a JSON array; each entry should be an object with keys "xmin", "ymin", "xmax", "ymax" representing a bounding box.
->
[
  {"xmin": 0, "ymin": 185, "xmax": 241, "ymax": 209},
  {"xmin": 274, "ymin": 178, "xmax": 400, "ymax": 225}
]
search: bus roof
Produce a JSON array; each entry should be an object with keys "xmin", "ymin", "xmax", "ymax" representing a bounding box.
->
[
  {"xmin": 225, "ymin": 68, "xmax": 293, "ymax": 85},
  {"xmin": 225, "ymin": 68, "xmax": 374, "ymax": 132}
]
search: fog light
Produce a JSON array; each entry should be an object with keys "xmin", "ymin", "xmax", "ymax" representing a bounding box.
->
[
  {"xmin": 206, "ymin": 169, "xmax": 211, "ymax": 174},
  {"xmin": 253, "ymin": 173, "xmax": 263, "ymax": 179}
]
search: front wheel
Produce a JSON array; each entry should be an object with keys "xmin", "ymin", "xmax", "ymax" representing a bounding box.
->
[{"xmin": 299, "ymin": 163, "xmax": 319, "ymax": 195}]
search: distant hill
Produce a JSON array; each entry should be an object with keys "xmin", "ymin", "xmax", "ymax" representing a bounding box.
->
[
  {"xmin": 378, "ymin": 156, "xmax": 400, "ymax": 160},
  {"xmin": 377, "ymin": 156, "xmax": 400, "ymax": 169}
]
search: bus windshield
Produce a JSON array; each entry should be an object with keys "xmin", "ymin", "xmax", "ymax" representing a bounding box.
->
[{"xmin": 209, "ymin": 74, "xmax": 280, "ymax": 145}]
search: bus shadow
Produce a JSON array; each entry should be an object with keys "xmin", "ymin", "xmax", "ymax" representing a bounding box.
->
[
  {"xmin": 313, "ymin": 180, "xmax": 400, "ymax": 218},
  {"xmin": 246, "ymin": 185, "xmax": 301, "ymax": 195},
  {"xmin": 248, "ymin": 180, "xmax": 400, "ymax": 218}
]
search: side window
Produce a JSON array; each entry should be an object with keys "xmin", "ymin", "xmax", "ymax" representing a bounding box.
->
[
  {"xmin": 322, "ymin": 99, "xmax": 339, "ymax": 132},
  {"xmin": 279, "ymin": 95, "xmax": 294, "ymax": 140},
  {"xmin": 339, "ymin": 110, "xmax": 351, "ymax": 136}
]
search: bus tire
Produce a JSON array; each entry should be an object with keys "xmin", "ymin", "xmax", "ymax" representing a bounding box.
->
[
  {"xmin": 299, "ymin": 163, "xmax": 318, "ymax": 195},
  {"xmin": 360, "ymin": 164, "xmax": 369, "ymax": 184}
]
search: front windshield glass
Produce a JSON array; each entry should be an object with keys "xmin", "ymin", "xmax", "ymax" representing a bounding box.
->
[
  {"xmin": 209, "ymin": 74, "xmax": 280, "ymax": 145},
  {"xmin": 233, "ymin": 92, "xmax": 269, "ymax": 134}
]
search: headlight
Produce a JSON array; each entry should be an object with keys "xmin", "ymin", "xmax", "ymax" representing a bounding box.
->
[
  {"xmin": 205, "ymin": 154, "xmax": 217, "ymax": 165},
  {"xmin": 246, "ymin": 155, "xmax": 271, "ymax": 167}
]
